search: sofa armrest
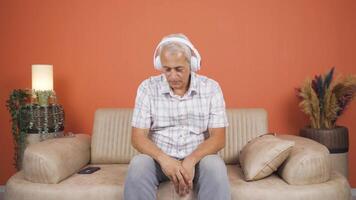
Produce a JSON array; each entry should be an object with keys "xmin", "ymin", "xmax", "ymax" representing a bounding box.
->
[
  {"xmin": 23, "ymin": 134, "xmax": 91, "ymax": 184},
  {"xmin": 277, "ymin": 135, "xmax": 331, "ymax": 185}
]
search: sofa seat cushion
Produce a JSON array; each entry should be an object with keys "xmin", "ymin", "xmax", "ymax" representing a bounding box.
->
[
  {"xmin": 6, "ymin": 163, "xmax": 195, "ymax": 200},
  {"xmin": 5, "ymin": 164, "xmax": 350, "ymax": 200},
  {"xmin": 157, "ymin": 165, "xmax": 350, "ymax": 200},
  {"xmin": 228, "ymin": 165, "xmax": 351, "ymax": 200},
  {"xmin": 5, "ymin": 164, "xmax": 127, "ymax": 200}
]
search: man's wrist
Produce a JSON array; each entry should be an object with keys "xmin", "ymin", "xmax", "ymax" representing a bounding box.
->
[
  {"xmin": 155, "ymin": 152, "xmax": 169, "ymax": 164},
  {"xmin": 184, "ymin": 154, "xmax": 199, "ymax": 165}
]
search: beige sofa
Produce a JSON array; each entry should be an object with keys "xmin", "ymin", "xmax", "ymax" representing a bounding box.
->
[{"xmin": 5, "ymin": 108, "xmax": 351, "ymax": 200}]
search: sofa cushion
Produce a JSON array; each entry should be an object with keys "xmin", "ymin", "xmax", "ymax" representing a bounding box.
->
[
  {"xmin": 5, "ymin": 164, "xmax": 351, "ymax": 200},
  {"xmin": 90, "ymin": 108, "xmax": 268, "ymax": 164},
  {"xmin": 23, "ymin": 134, "xmax": 90, "ymax": 184},
  {"xmin": 91, "ymin": 109, "xmax": 139, "ymax": 164},
  {"xmin": 277, "ymin": 135, "xmax": 331, "ymax": 185},
  {"xmin": 228, "ymin": 165, "xmax": 351, "ymax": 200},
  {"xmin": 218, "ymin": 109, "xmax": 268, "ymax": 164},
  {"xmin": 239, "ymin": 134, "xmax": 294, "ymax": 181}
]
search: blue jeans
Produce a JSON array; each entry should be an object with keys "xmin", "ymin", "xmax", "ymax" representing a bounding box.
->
[{"xmin": 123, "ymin": 154, "xmax": 231, "ymax": 200}]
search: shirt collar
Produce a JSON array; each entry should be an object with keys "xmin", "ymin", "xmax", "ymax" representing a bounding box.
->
[{"xmin": 159, "ymin": 72, "xmax": 198, "ymax": 96}]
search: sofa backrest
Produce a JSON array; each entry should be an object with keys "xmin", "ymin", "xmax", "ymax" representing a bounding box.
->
[{"xmin": 90, "ymin": 108, "xmax": 268, "ymax": 164}]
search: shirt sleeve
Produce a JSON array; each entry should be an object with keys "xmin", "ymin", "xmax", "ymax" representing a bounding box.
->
[
  {"xmin": 208, "ymin": 83, "xmax": 229, "ymax": 128},
  {"xmin": 131, "ymin": 81, "xmax": 152, "ymax": 129}
]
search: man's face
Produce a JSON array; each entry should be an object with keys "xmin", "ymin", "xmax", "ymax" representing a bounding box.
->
[{"xmin": 160, "ymin": 50, "xmax": 191, "ymax": 92}]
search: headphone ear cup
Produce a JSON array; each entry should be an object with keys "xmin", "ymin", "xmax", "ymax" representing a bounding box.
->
[
  {"xmin": 154, "ymin": 56, "xmax": 162, "ymax": 70},
  {"xmin": 190, "ymin": 56, "xmax": 199, "ymax": 72}
]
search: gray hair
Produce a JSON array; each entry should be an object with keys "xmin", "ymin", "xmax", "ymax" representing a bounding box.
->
[{"xmin": 158, "ymin": 33, "xmax": 193, "ymax": 64}]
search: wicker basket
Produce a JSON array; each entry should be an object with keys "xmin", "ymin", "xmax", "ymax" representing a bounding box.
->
[{"xmin": 19, "ymin": 104, "xmax": 65, "ymax": 141}]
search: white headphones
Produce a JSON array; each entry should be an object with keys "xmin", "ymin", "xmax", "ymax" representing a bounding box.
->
[{"xmin": 153, "ymin": 37, "xmax": 201, "ymax": 72}]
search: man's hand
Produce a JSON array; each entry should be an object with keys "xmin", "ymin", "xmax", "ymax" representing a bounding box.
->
[
  {"xmin": 158, "ymin": 155, "xmax": 189, "ymax": 196},
  {"xmin": 131, "ymin": 128, "xmax": 191, "ymax": 196},
  {"xmin": 181, "ymin": 156, "xmax": 197, "ymax": 192}
]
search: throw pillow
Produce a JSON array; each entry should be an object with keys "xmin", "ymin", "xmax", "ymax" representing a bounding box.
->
[{"xmin": 239, "ymin": 134, "xmax": 295, "ymax": 181}]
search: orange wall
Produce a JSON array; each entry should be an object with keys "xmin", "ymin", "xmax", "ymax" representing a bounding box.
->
[{"xmin": 1, "ymin": 0, "xmax": 355, "ymax": 187}]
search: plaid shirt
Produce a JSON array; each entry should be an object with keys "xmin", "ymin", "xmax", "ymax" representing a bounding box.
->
[{"xmin": 132, "ymin": 72, "xmax": 228, "ymax": 159}]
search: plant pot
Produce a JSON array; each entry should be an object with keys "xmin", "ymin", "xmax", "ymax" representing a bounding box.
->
[{"xmin": 300, "ymin": 126, "xmax": 349, "ymax": 178}]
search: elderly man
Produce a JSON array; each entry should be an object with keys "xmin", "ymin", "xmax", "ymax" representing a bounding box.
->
[{"xmin": 123, "ymin": 33, "xmax": 230, "ymax": 200}]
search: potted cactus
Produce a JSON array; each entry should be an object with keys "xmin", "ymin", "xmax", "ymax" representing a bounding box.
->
[{"xmin": 296, "ymin": 67, "xmax": 356, "ymax": 177}]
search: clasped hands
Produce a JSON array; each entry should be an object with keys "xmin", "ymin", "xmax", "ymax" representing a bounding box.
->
[{"xmin": 159, "ymin": 155, "xmax": 197, "ymax": 197}]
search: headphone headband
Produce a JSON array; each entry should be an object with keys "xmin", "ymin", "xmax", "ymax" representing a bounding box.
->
[{"xmin": 153, "ymin": 36, "xmax": 201, "ymax": 71}]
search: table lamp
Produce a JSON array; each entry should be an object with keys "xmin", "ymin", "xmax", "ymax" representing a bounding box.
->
[
  {"xmin": 32, "ymin": 64, "xmax": 55, "ymax": 105},
  {"xmin": 19, "ymin": 64, "xmax": 65, "ymax": 144}
]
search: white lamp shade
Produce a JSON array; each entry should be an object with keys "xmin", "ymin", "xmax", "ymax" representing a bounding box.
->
[{"xmin": 32, "ymin": 64, "xmax": 53, "ymax": 90}]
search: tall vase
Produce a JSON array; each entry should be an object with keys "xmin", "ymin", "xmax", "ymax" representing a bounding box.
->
[{"xmin": 300, "ymin": 126, "xmax": 349, "ymax": 178}]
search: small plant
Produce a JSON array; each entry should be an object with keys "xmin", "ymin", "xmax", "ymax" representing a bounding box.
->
[
  {"xmin": 6, "ymin": 89, "xmax": 32, "ymax": 170},
  {"xmin": 6, "ymin": 89, "xmax": 59, "ymax": 170},
  {"xmin": 34, "ymin": 90, "xmax": 54, "ymax": 106},
  {"xmin": 296, "ymin": 67, "xmax": 356, "ymax": 129}
]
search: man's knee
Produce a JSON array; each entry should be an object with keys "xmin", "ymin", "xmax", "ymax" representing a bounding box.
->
[
  {"xmin": 124, "ymin": 154, "xmax": 158, "ymax": 199},
  {"xmin": 126, "ymin": 154, "xmax": 156, "ymax": 181},
  {"xmin": 129, "ymin": 154, "xmax": 155, "ymax": 167},
  {"xmin": 196, "ymin": 155, "xmax": 231, "ymax": 199},
  {"xmin": 198, "ymin": 154, "xmax": 228, "ymax": 182}
]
